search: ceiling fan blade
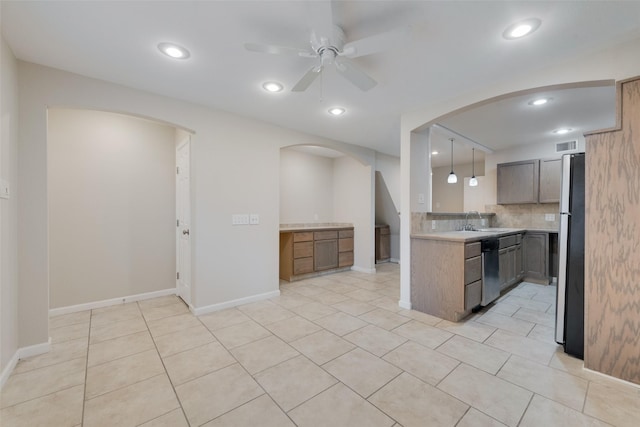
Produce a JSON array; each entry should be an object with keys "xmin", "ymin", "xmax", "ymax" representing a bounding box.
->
[
  {"xmin": 244, "ymin": 42, "xmax": 310, "ymax": 57},
  {"xmin": 335, "ymin": 58, "xmax": 377, "ymax": 91},
  {"xmin": 292, "ymin": 66, "xmax": 323, "ymax": 92},
  {"xmin": 341, "ymin": 27, "xmax": 411, "ymax": 58}
]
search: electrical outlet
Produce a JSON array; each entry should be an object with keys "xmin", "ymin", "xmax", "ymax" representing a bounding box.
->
[
  {"xmin": 481, "ymin": 219, "xmax": 487, "ymax": 226},
  {"xmin": 250, "ymin": 214, "xmax": 259, "ymax": 225},
  {"xmin": 431, "ymin": 220, "xmax": 436, "ymax": 230},
  {"xmin": 418, "ymin": 193, "xmax": 425, "ymax": 204}
]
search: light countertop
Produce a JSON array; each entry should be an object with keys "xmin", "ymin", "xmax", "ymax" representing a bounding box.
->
[{"xmin": 280, "ymin": 223, "xmax": 353, "ymax": 232}]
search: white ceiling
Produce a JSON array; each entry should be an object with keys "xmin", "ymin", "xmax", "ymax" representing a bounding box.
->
[
  {"xmin": 2, "ymin": 1, "xmax": 639, "ymax": 157},
  {"xmin": 430, "ymin": 84, "xmax": 617, "ymax": 167}
]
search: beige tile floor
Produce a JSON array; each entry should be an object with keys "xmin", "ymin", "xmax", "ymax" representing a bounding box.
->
[{"xmin": 2, "ymin": 263, "xmax": 639, "ymax": 426}]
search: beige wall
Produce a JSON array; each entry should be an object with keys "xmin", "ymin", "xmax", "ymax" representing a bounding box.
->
[
  {"xmin": 333, "ymin": 156, "xmax": 375, "ymax": 272},
  {"xmin": 47, "ymin": 109, "xmax": 176, "ymax": 308},
  {"xmin": 374, "ymin": 153, "xmax": 401, "ymax": 261},
  {"xmin": 431, "ymin": 161, "xmax": 484, "ymax": 213},
  {"xmin": 16, "ymin": 61, "xmax": 377, "ymax": 348},
  {"xmin": 279, "ymin": 149, "xmax": 334, "ymax": 224},
  {"xmin": 0, "ymin": 34, "xmax": 19, "ymax": 380}
]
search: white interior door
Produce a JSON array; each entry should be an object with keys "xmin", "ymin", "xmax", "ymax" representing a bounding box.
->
[{"xmin": 176, "ymin": 138, "xmax": 191, "ymax": 305}]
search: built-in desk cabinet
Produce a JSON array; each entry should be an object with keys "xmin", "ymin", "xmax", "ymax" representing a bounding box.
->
[
  {"xmin": 280, "ymin": 228, "xmax": 354, "ymax": 281},
  {"xmin": 375, "ymin": 225, "xmax": 390, "ymax": 262}
]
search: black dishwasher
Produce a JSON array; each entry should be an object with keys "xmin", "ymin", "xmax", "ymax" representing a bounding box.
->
[{"xmin": 481, "ymin": 238, "xmax": 500, "ymax": 305}]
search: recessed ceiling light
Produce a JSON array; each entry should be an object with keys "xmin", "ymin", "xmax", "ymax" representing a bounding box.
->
[
  {"xmin": 503, "ymin": 18, "xmax": 541, "ymax": 40},
  {"xmin": 431, "ymin": 151, "xmax": 439, "ymax": 155},
  {"xmin": 529, "ymin": 97, "xmax": 552, "ymax": 106},
  {"xmin": 262, "ymin": 82, "xmax": 283, "ymax": 92},
  {"xmin": 553, "ymin": 128, "xmax": 572, "ymax": 135},
  {"xmin": 328, "ymin": 107, "xmax": 345, "ymax": 116},
  {"xmin": 158, "ymin": 42, "xmax": 190, "ymax": 59}
]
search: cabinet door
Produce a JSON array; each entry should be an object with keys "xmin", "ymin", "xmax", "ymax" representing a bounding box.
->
[
  {"xmin": 499, "ymin": 248, "xmax": 509, "ymax": 290},
  {"xmin": 314, "ymin": 239, "xmax": 338, "ymax": 271},
  {"xmin": 497, "ymin": 160, "xmax": 540, "ymax": 204},
  {"xmin": 507, "ymin": 246, "xmax": 517, "ymax": 285},
  {"xmin": 515, "ymin": 244, "xmax": 523, "ymax": 279},
  {"xmin": 539, "ymin": 158, "xmax": 562, "ymax": 203},
  {"xmin": 524, "ymin": 233, "xmax": 549, "ymax": 280}
]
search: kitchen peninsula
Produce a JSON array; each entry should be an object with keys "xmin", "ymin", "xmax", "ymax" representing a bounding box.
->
[
  {"xmin": 280, "ymin": 224, "xmax": 354, "ymax": 281},
  {"xmin": 411, "ymin": 228, "xmax": 557, "ymax": 322}
]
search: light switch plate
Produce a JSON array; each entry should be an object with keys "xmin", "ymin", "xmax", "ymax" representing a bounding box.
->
[
  {"xmin": 545, "ymin": 213, "xmax": 555, "ymax": 222},
  {"xmin": 232, "ymin": 214, "xmax": 250, "ymax": 225},
  {"xmin": 431, "ymin": 220, "xmax": 436, "ymax": 230},
  {"xmin": 0, "ymin": 179, "xmax": 9, "ymax": 199}
]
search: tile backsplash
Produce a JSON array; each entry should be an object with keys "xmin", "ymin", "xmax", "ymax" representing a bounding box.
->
[
  {"xmin": 412, "ymin": 203, "xmax": 560, "ymax": 234},
  {"xmin": 486, "ymin": 203, "xmax": 560, "ymax": 230}
]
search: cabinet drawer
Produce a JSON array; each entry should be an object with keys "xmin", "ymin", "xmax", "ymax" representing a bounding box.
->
[
  {"xmin": 293, "ymin": 232, "xmax": 313, "ymax": 243},
  {"xmin": 464, "ymin": 256, "xmax": 482, "ymax": 284},
  {"xmin": 339, "ymin": 229, "xmax": 354, "ymax": 238},
  {"xmin": 465, "ymin": 280, "xmax": 482, "ymax": 310},
  {"xmin": 315, "ymin": 230, "xmax": 338, "ymax": 241},
  {"xmin": 465, "ymin": 242, "xmax": 481, "ymax": 259},
  {"xmin": 293, "ymin": 257, "xmax": 313, "ymax": 275},
  {"xmin": 293, "ymin": 241, "xmax": 313, "ymax": 259},
  {"xmin": 499, "ymin": 235, "xmax": 517, "ymax": 249},
  {"xmin": 338, "ymin": 251, "xmax": 354, "ymax": 267},
  {"xmin": 338, "ymin": 237, "xmax": 354, "ymax": 252}
]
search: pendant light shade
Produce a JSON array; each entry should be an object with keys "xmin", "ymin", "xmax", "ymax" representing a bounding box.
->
[
  {"xmin": 469, "ymin": 148, "xmax": 478, "ymax": 187},
  {"xmin": 447, "ymin": 138, "xmax": 457, "ymax": 184}
]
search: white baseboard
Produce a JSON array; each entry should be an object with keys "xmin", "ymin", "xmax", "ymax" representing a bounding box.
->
[
  {"xmin": 1, "ymin": 339, "xmax": 51, "ymax": 390},
  {"xmin": 191, "ymin": 290, "xmax": 280, "ymax": 317},
  {"xmin": 390, "ymin": 258, "xmax": 400, "ymax": 264},
  {"xmin": 351, "ymin": 266, "xmax": 377, "ymax": 274},
  {"xmin": 0, "ymin": 351, "xmax": 19, "ymax": 390},
  {"xmin": 49, "ymin": 288, "xmax": 177, "ymax": 316},
  {"xmin": 18, "ymin": 338, "xmax": 51, "ymax": 359},
  {"xmin": 398, "ymin": 300, "xmax": 412, "ymax": 310}
]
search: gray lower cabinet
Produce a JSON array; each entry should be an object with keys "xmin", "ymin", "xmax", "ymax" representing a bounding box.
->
[
  {"xmin": 498, "ymin": 233, "xmax": 523, "ymax": 290},
  {"xmin": 523, "ymin": 232, "xmax": 549, "ymax": 283}
]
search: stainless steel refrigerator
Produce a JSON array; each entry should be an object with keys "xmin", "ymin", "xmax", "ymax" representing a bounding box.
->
[{"xmin": 555, "ymin": 152, "xmax": 585, "ymax": 359}]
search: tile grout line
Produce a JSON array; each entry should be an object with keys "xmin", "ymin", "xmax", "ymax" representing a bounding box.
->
[
  {"xmin": 80, "ymin": 308, "xmax": 93, "ymax": 426},
  {"xmin": 138, "ymin": 300, "xmax": 192, "ymax": 426}
]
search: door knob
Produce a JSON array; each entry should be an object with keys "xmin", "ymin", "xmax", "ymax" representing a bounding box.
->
[{"xmin": 183, "ymin": 229, "xmax": 190, "ymax": 235}]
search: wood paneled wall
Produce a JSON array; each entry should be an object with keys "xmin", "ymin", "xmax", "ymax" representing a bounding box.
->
[{"xmin": 584, "ymin": 77, "xmax": 640, "ymax": 385}]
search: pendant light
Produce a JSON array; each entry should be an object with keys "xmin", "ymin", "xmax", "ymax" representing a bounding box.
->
[
  {"xmin": 469, "ymin": 148, "xmax": 478, "ymax": 187},
  {"xmin": 447, "ymin": 138, "xmax": 457, "ymax": 184}
]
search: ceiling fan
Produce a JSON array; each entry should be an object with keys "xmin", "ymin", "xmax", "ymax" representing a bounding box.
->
[{"xmin": 244, "ymin": 3, "xmax": 410, "ymax": 92}]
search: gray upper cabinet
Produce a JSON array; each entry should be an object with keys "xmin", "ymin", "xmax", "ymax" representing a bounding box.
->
[
  {"xmin": 539, "ymin": 158, "xmax": 562, "ymax": 203},
  {"xmin": 497, "ymin": 159, "xmax": 539, "ymax": 204},
  {"xmin": 497, "ymin": 157, "xmax": 561, "ymax": 204}
]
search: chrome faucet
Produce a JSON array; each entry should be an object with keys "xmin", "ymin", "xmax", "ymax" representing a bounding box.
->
[{"xmin": 462, "ymin": 211, "xmax": 482, "ymax": 231}]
